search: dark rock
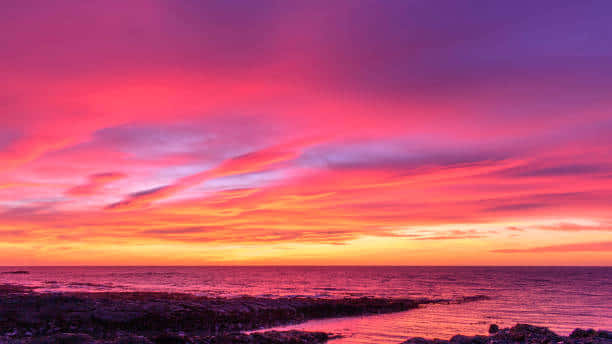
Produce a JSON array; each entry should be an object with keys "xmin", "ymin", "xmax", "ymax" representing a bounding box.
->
[
  {"xmin": 403, "ymin": 324, "xmax": 612, "ymax": 344},
  {"xmin": 257, "ymin": 330, "xmax": 331, "ymax": 343},
  {"xmin": 455, "ymin": 296, "xmax": 490, "ymax": 304},
  {"xmin": 116, "ymin": 336, "xmax": 153, "ymax": 344},
  {"xmin": 449, "ymin": 334, "xmax": 486, "ymax": 344},
  {"xmin": 450, "ymin": 335, "xmax": 472, "ymax": 344},
  {"xmin": 152, "ymin": 334, "xmax": 186, "ymax": 344},
  {"xmin": 208, "ymin": 330, "xmax": 333, "ymax": 344},
  {"xmin": 507, "ymin": 323, "xmax": 563, "ymax": 342},
  {"xmin": 30, "ymin": 333, "xmax": 93, "ymax": 344},
  {"xmin": 402, "ymin": 338, "xmax": 449, "ymax": 344},
  {"xmin": 0, "ymin": 284, "xmax": 34, "ymax": 294},
  {"xmin": 488, "ymin": 324, "xmax": 499, "ymax": 334},
  {"xmin": 92, "ymin": 310, "xmax": 142, "ymax": 324},
  {"xmin": 403, "ymin": 338, "xmax": 439, "ymax": 344},
  {"xmin": 571, "ymin": 328, "xmax": 598, "ymax": 338},
  {"xmin": 597, "ymin": 331, "xmax": 612, "ymax": 340}
]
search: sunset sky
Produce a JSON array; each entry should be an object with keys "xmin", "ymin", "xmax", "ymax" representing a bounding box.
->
[{"xmin": 1, "ymin": 0, "xmax": 611, "ymax": 265}]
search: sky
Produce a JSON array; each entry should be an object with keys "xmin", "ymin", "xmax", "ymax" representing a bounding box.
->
[{"xmin": 1, "ymin": 0, "xmax": 611, "ymax": 265}]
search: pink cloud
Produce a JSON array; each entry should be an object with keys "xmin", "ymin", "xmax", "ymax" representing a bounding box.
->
[
  {"xmin": 67, "ymin": 172, "xmax": 126, "ymax": 196},
  {"xmin": 105, "ymin": 138, "xmax": 320, "ymax": 211}
]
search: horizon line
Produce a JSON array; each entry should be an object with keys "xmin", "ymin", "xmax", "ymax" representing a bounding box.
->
[{"xmin": 1, "ymin": 265, "xmax": 610, "ymax": 268}]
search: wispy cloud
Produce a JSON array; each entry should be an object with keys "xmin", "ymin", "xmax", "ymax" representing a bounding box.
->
[
  {"xmin": 535, "ymin": 222, "xmax": 612, "ymax": 232},
  {"xmin": 408, "ymin": 229, "xmax": 489, "ymax": 241},
  {"xmin": 492, "ymin": 241, "xmax": 612, "ymax": 253},
  {"xmin": 506, "ymin": 222, "xmax": 612, "ymax": 232},
  {"xmin": 105, "ymin": 139, "xmax": 319, "ymax": 211},
  {"xmin": 67, "ymin": 172, "xmax": 126, "ymax": 196}
]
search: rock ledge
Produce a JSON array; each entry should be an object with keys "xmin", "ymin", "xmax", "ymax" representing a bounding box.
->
[{"xmin": 402, "ymin": 324, "xmax": 612, "ymax": 344}]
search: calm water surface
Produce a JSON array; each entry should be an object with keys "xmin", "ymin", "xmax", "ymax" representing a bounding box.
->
[{"xmin": 1, "ymin": 266, "xmax": 610, "ymax": 343}]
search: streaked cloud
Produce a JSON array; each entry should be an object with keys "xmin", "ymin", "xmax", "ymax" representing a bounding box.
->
[
  {"xmin": 492, "ymin": 241, "xmax": 612, "ymax": 253},
  {"xmin": 0, "ymin": 0, "xmax": 611, "ymax": 264},
  {"xmin": 67, "ymin": 172, "xmax": 126, "ymax": 196}
]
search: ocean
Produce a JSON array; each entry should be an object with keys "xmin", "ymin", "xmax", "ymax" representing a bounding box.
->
[{"xmin": 1, "ymin": 266, "xmax": 610, "ymax": 343}]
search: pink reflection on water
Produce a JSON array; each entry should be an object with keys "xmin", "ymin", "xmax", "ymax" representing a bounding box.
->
[{"xmin": 262, "ymin": 299, "xmax": 611, "ymax": 344}]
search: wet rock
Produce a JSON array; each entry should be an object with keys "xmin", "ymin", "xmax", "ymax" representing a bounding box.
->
[
  {"xmin": 207, "ymin": 330, "xmax": 333, "ymax": 344},
  {"xmin": 256, "ymin": 330, "xmax": 332, "ymax": 343},
  {"xmin": 115, "ymin": 336, "xmax": 154, "ymax": 344},
  {"xmin": 567, "ymin": 329, "xmax": 612, "ymax": 344},
  {"xmin": 570, "ymin": 329, "xmax": 598, "ymax": 338},
  {"xmin": 402, "ymin": 324, "xmax": 612, "ymax": 344},
  {"xmin": 0, "ymin": 284, "xmax": 34, "ymax": 294},
  {"xmin": 403, "ymin": 338, "xmax": 449, "ymax": 344},
  {"xmin": 92, "ymin": 310, "xmax": 142, "ymax": 324},
  {"xmin": 404, "ymin": 338, "xmax": 435, "ymax": 344},
  {"xmin": 455, "ymin": 296, "xmax": 490, "ymax": 304},
  {"xmin": 507, "ymin": 323, "xmax": 563, "ymax": 342},
  {"xmin": 449, "ymin": 334, "xmax": 487, "ymax": 344},
  {"xmin": 152, "ymin": 334, "xmax": 187, "ymax": 344},
  {"xmin": 598, "ymin": 331, "xmax": 612, "ymax": 340},
  {"xmin": 30, "ymin": 333, "xmax": 93, "ymax": 344}
]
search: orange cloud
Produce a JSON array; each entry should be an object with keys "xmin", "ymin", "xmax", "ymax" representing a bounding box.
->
[
  {"xmin": 535, "ymin": 222, "xmax": 612, "ymax": 232},
  {"xmin": 492, "ymin": 241, "xmax": 612, "ymax": 253}
]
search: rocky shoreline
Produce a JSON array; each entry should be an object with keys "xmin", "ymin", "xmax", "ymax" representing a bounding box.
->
[
  {"xmin": 0, "ymin": 284, "xmax": 487, "ymax": 343},
  {"xmin": 0, "ymin": 284, "xmax": 608, "ymax": 344}
]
